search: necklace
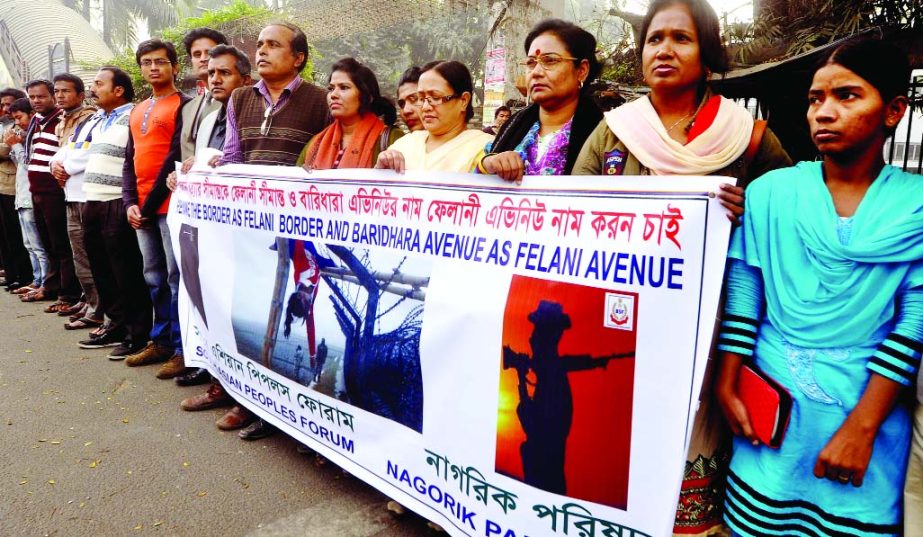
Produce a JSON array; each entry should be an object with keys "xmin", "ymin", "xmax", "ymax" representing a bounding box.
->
[{"xmin": 665, "ymin": 113, "xmax": 691, "ymax": 133}]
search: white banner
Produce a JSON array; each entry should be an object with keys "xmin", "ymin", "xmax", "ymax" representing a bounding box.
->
[{"xmin": 168, "ymin": 165, "xmax": 733, "ymax": 537}]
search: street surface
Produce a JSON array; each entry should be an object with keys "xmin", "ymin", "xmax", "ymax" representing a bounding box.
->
[{"xmin": 0, "ymin": 293, "xmax": 432, "ymax": 536}]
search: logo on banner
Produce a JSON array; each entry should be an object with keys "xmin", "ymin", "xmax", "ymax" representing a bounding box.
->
[{"xmin": 605, "ymin": 293, "xmax": 634, "ymax": 330}]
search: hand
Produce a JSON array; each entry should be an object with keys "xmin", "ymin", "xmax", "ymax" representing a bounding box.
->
[
  {"xmin": 126, "ymin": 205, "xmax": 146, "ymax": 229},
  {"xmin": 482, "ymin": 151, "xmax": 525, "ymax": 184},
  {"xmin": 3, "ymin": 128, "xmax": 21, "ymax": 147},
  {"xmin": 717, "ymin": 183, "xmax": 745, "ymax": 225},
  {"xmin": 207, "ymin": 154, "xmax": 222, "ymax": 168},
  {"xmin": 180, "ymin": 156, "xmax": 195, "ymax": 174},
  {"xmin": 716, "ymin": 376, "xmax": 760, "ymax": 446},
  {"xmin": 375, "ymin": 150, "xmax": 406, "ymax": 173},
  {"xmin": 813, "ymin": 417, "xmax": 876, "ymax": 487},
  {"xmin": 50, "ymin": 161, "xmax": 70, "ymax": 186},
  {"xmin": 167, "ymin": 171, "xmax": 177, "ymax": 192}
]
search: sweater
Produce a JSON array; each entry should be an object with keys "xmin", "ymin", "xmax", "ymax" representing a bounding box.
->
[
  {"xmin": 83, "ymin": 104, "xmax": 134, "ymax": 202},
  {"xmin": 26, "ymin": 109, "xmax": 64, "ymax": 194}
]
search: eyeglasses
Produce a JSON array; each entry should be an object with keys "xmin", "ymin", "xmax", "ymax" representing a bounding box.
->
[
  {"xmin": 260, "ymin": 105, "xmax": 274, "ymax": 135},
  {"xmin": 519, "ymin": 53, "xmax": 579, "ymax": 71},
  {"xmin": 140, "ymin": 59, "xmax": 173, "ymax": 68},
  {"xmin": 397, "ymin": 94, "xmax": 419, "ymax": 109},
  {"xmin": 412, "ymin": 94, "xmax": 459, "ymax": 108}
]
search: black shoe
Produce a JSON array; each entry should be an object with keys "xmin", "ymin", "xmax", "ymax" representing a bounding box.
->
[
  {"xmin": 175, "ymin": 367, "xmax": 211, "ymax": 387},
  {"xmin": 108, "ymin": 340, "xmax": 147, "ymax": 360},
  {"xmin": 239, "ymin": 419, "xmax": 277, "ymax": 441},
  {"xmin": 78, "ymin": 330, "xmax": 127, "ymax": 349},
  {"xmin": 5, "ymin": 281, "xmax": 22, "ymax": 292}
]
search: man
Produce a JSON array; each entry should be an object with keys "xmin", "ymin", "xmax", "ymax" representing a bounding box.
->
[
  {"xmin": 180, "ymin": 28, "xmax": 228, "ymax": 162},
  {"xmin": 0, "ymin": 88, "xmax": 32, "ymax": 292},
  {"xmin": 483, "ymin": 105, "xmax": 511, "ymax": 135},
  {"xmin": 173, "ymin": 45, "xmax": 252, "ymax": 404},
  {"xmin": 217, "ymin": 22, "xmax": 328, "ymax": 167},
  {"xmin": 24, "ymin": 79, "xmax": 80, "ymax": 312},
  {"xmin": 75, "ymin": 67, "xmax": 151, "ymax": 359},
  {"xmin": 122, "ymin": 39, "xmax": 190, "ymax": 378},
  {"xmin": 214, "ymin": 22, "xmax": 329, "ymax": 441},
  {"xmin": 4, "ymin": 98, "xmax": 49, "ymax": 299},
  {"xmin": 49, "ymin": 73, "xmax": 102, "ymax": 326}
]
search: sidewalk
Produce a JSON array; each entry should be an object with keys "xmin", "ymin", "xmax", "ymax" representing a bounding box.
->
[{"xmin": 0, "ymin": 291, "xmax": 431, "ymax": 536}]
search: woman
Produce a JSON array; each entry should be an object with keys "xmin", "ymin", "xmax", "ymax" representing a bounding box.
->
[
  {"xmin": 716, "ymin": 38, "xmax": 920, "ymax": 537},
  {"xmin": 573, "ymin": 0, "xmax": 790, "ymax": 221},
  {"xmin": 573, "ymin": 2, "xmax": 791, "ymax": 535},
  {"xmin": 302, "ymin": 57, "xmax": 403, "ymax": 169},
  {"xmin": 376, "ymin": 60, "xmax": 493, "ymax": 173},
  {"xmin": 396, "ymin": 66, "xmax": 423, "ymax": 132},
  {"xmin": 480, "ymin": 19, "xmax": 602, "ymax": 181}
]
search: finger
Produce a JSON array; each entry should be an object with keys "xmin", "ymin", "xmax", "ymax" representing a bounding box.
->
[
  {"xmin": 813, "ymin": 459, "xmax": 827, "ymax": 479},
  {"xmin": 739, "ymin": 417, "xmax": 759, "ymax": 445},
  {"xmin": 851, "ymin": 468, "xmax": 865, "ymax": 487}
]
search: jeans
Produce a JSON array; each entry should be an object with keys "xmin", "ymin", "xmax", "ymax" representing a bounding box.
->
[
  {"xmin": 83, "ymin": 200, "xmax": 151, "ymax": 343},
  {"xmin": 135, "ymin": 215, "xmax": 181, "ymax": 353},
  {"xmin": 66, "ymin": 202, "xmax": 103, "ymax": 321},
  {"xmin": 17, "ymin": 208, "xmax": 49, "ymax": 287}
]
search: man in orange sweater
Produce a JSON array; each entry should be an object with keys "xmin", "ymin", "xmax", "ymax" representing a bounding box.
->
[{"xmin": 121, "ymin": 39, "xmax": 190, "ymax": 378}]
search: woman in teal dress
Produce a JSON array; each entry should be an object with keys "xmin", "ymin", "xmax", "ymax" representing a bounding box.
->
[{"xmin": 715, "ymin": 38, "xmax": 923, "ymax": 536}]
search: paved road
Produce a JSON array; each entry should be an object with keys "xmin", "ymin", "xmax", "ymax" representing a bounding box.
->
[{"xmin": 0, "ymin": 292, "xmax": 432, "ymax": 536}]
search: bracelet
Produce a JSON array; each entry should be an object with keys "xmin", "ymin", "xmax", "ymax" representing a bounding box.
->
[{"xmin": 477, "ymin": 152, "xmax": 497, "ymax": 174}]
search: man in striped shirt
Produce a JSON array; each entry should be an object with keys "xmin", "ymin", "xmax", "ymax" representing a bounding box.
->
[{"xmin": 25, "ymin": 79, "xmax": 79, "ymax": 311}]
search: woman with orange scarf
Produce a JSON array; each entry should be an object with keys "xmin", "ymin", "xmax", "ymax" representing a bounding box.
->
[{"xmin": 301, "ymin": 57, "xmax": 402, "ymax": 170}]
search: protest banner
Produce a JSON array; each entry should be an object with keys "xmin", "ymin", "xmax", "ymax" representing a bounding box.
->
[{"xmin": 168, "ymin": 165, "xmax": 734, "ymax": 537}]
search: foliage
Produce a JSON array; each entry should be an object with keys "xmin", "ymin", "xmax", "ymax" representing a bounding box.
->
[
  {"xmin": 737, "ymin": 0, "xmax": 922, "ymax": 64},
  {"xmin": 64, "ymin": 0, "xmax": 197, "ymax": 50}
]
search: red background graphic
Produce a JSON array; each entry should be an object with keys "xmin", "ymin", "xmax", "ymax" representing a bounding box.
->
[{"xmin": 495, "ymin": 275, "xmax": 637, "ymax": 510}]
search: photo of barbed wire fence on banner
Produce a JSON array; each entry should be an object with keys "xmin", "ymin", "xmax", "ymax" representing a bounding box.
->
[
  {"xmin": 496, "ymin": 275, "xmax": 638, "ymax": 510},
  {"xmin": 231, "ymin": 236, "xmax": 429, "ymax": 433}
]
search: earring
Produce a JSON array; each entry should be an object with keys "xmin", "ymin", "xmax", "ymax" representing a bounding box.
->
[{"xmin": 579, "ymin": 79, "xmax": 584, "ymax": 89}]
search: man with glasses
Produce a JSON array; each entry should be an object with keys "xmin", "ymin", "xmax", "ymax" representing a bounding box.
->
[
  {"xmin": 212, "ymin": 22, "xmax": 329, "ymax": 442},
  {"xmin": 122, "ymin": 39, "xmax": 191, "ymax": 379},
  {"xmin": 216, "ymin": 22, "xmax": 328, "ymax": 167}
]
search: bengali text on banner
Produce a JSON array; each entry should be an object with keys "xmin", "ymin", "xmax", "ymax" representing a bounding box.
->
[{"xmin": 167, "ymin": 164, "xmax": 734, "ymax": 537}]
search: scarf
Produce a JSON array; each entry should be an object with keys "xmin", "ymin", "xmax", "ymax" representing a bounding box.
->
[
  {"xmin": 490, "ymin": 92, "xmax": 602, "ymax": 175},
  {"xmin": 306, "ymin": 112, "xmax": 386, "ymax": 170},
  {"xmin": 605, "ymin": 95, "xmax": 753, "ymax": 175},
  {"xmin": 732, "ymin": 162, "xmax": 923, "ymax": 347}
]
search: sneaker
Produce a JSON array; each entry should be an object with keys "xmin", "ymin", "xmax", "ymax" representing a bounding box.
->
[
  {"xmin": 155, "ymin": 354, "xmax": 187, "ymax": 379},
  {"xmin": 78, "ymin": 330, "xmax": 127, "ymax": 349},
  {"xmin": 125, "ymin": 342, "xmax": 174, "ymax": 367},
  {"xmin": 108, "ymin": 341, "xmax": 147, "ymax": 361}
]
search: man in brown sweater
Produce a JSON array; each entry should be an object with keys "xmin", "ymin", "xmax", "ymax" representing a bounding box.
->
[{"xmin": 213, "ymin": 22, "xmax": 329, "ymax": 441}]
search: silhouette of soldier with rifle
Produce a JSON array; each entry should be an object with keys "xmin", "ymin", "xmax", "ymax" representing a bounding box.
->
[{"xmin": 503, "ymin": 300, "xmax": 634, "ymax": 495}]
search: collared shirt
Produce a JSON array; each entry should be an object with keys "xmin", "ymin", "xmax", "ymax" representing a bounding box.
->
[
  {"xmin": 219, "ymin": 76, "xmax": 303, "ymax": 165},
  {"xmin": 51, "ymin": 102, "xmax": 134, "ymax": 202}
]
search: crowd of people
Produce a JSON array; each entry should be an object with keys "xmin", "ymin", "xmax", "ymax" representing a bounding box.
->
[{"xmin": 0, "ymin": 0, "xmax": 920, "ymax": 534}]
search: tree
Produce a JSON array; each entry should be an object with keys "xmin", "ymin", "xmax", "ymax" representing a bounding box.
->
[{"xmin": 63, "ymin": 0, "xmax": 197, "ymax": 49}]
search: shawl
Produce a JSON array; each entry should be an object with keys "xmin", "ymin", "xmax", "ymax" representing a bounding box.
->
[
  {"xmin": 731, "ymin": 162, "xmax": 923, "ymax": 347},
  {"xmin": 305, "ymin": 112, "xmax": 387, "ymax": 170},
  {"xmin": 490, "ymin": 93, "xmax": 602, "ymax": 175},
  {"xmin": 389, "ymin": 129, "xmax": 493, "ymax": 173},
  {"xmin": 605, "ymin": 95, "xmax": 753, "ymax": 175}
]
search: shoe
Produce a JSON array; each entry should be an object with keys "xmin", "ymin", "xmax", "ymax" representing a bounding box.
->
[
  {"xmin": 125, "ymin": 342, "xmax": 174, "ymax": 367},
  {"xmin": 176, "ymin": 367, "xmax": 211, "ymax": 387},
  {"xmin": 238, "ymin": 419, "xmax": 277, "ymax": 441},
  {"xmin": 65, "ymin": 317, "xmax": 103, "ymax": 331},
  {"xmin": 108, "ymin": 341, "xmax": 147, "ymax": 360},
  {"xmin": 181, "ymin": 383, "xmax": 232, "ymax": 411},
  {"xmin": 5, "ymin": 281, "xmax": 22, "ymax": 292},
  {"xmin": 12, "ymin": 284, "xmax": 37, "ymax": 295},
  {"xmin": 44, "ymin": 300, "xmax": 73, "ymax": 314},
  {"xmin": 78, "ymin": 329, "xmax": 127, "ymax": 349},
  {"xmin": 57, "ymin": 301, "xmax": 86, "ymax": 317},
  {"xmin": 216, "ymin": 405, "xmax": 255, "ymax": 430},
  {"xmin": 155, "ymin": 354, "xmax": 187, "ymax": 379}
]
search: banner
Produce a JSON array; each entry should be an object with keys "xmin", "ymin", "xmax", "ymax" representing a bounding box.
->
[{"xmin": 168, "ymin": 166, "xmax": 734, "ymax": 537}]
